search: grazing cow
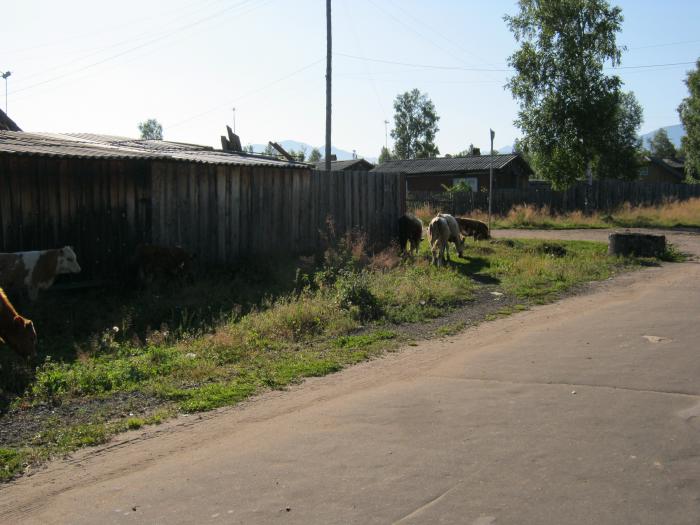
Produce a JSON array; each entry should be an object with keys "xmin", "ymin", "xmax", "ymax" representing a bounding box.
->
[
  {"xmin": 455, "ymin": 217, "xmax": 491, "ymax": 241},
  {"xmin": 0, "ymin": 246, "xmax": 81, "ymax": 301},
  {"xmin": 428, "ymin": 216, "xmax": 451, "ymax": 266},
  {"xmin": 0, "ymin": 287, "xmax": 37, "ymax": 361},
  {"xmin": 398, "ymin": 214, "xmax": 423, "ymax": 255},
  {"xmin": 132, "ymin": 244, "xmax": 195, "ymax": 288},
  {"xmin": 438, "ymin": 213, "xmax": 465, "ymax": 258}
]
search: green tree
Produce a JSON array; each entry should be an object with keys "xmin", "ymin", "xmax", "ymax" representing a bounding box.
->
[
  {"xmin": 378, "ymin": 146, "xmax": 394, "ymax": 164},
  {"xmin": 308, "ymin": 147, "xmax": 322, "ymax": 163},
  {"xmin": 678, "ymin": 59, "xmax": 700, "ymax": 180},
  {"xmin": 648, "ymin": 128, "xmax": 677, "ymax": 159},
  {"xmin": 138, "ymin": 118, "xmax": 163, "ymax": 140},
  {"xmin": 288, "ymin": 146, "xmax": 307, "ymax": 162},
  {"xmin": 505, "ymin": 0, "xmax": 643, "ymax": 188},
  {"xmin": 391, "ymin": 89, "xmax": 440, "ymax": 159}
]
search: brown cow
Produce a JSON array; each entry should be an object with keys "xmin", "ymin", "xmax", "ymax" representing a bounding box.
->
[
  {"xmin": 0, "ymin": 246, "xmax": 81, "ymax": 301},
  {"xmin": 0, "ymin": 287, "xmax": 37, "ymax": 361},
  {"xmin": 132, "ymin": 244, "xmax": 195, "ymax": 287},
  {"xmin": 455, "ymin": 217, "xmax": 490, "ymax": 241}
]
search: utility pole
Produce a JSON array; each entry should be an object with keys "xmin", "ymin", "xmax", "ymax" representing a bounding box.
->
[
  {"xmin": 1, "ymin": 71, "xmax": 11, "ymax": 115},
  {"xmin": 324, "ymin": 0, "xmax": 332, "ymax": 171},
  {"xmin": 232, "ymin": 107, "xmax": 236, "ymax": 134},
  {"xmin": 384, "ymin": 119, "xmax": 389, "ymax": 150},
  {"xmin": 488, "ymin": 129, "xmax": 495, "ymax": 233}
]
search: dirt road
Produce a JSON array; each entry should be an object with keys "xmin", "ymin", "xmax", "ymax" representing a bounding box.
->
[{"xmin": 2, "ymin": 229, "xmax": 699, "ymax": 524}]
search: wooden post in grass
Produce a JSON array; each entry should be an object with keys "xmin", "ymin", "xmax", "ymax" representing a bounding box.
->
[{"xmin": 488, "ymin": 129, "xmax": 495, "ymax": 231}]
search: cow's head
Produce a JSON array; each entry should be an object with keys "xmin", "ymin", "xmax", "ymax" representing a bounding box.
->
[
  {"xmin": 7, "ymin": 316, "xmax": 37, "ymax": 361},
  {"xmin": 57, "ymin": 246, "xmax": 81, "ymax": 275}
]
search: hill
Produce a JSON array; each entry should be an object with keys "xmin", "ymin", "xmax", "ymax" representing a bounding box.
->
[
  {"xmin": 246, "ymin": 140, "xmax": 377, "ymax": 162},
  {"xmin": 640, "ymin": 124, "xmax": 684, "ymax": 149}
]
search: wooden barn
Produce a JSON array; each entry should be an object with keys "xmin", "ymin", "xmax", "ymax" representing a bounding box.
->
[{"xmin": 0, "ymin": 132, "xmax": 405, "ymax": 280}]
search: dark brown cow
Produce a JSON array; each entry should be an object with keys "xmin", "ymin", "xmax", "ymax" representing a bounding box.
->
[
  {"xmin": 0, "ymin": 287, "xmax": 37, "ymax": 361},
  {"xmin": 132, "ymin": 245, "xmax": 195, "ymax": 287},
  {"xmin": 398, "ymin": 214, "xmax": 423, "ymax": 255},
  {"xmin": 455, "ymin": 217, "xmax": 490, "ymax": 241}
]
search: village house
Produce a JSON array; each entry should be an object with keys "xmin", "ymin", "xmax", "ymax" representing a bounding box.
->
[
  {"xmin": 638, "ymin": 156, "xmax": 686, "ymax": 184},
  {"xmin": 372, "ymin": 153, "xmax": 533, "ymax": 195}
]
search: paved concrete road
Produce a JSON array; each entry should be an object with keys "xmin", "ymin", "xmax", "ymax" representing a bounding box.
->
[{"xmin": 2, "ymin": 229, "xmax": 699, "ymax": 525}]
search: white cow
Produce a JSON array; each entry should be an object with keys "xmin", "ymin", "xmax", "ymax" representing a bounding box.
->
[
  {"xmin": 428, "ymin": 216, "xmax": 451, "ymax": 266},
  {"xmin": 0, "ymin": 246, "xmax": 81, "ymax": 300},
  {"xmin": 438, "ymin": 213, "xmax": 465, "ymax": 259}
]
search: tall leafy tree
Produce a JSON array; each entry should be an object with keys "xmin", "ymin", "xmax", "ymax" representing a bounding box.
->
[
  {"xmin": 505, "ymin": 0, "xmax": 643, "ymax": 188},
  {"xmin": 648, "ymin": 128, "xmax": 677, "ymax": 159},
  {"xmin": 678, "ymin": 59, "xmax": 700, "ymax": 180},
  {"xmin": 391, "ymin": 89, "xmax": 440, "ymax": 159},
  {"xmin": 378, "ymin": 146, "xmax": 394, "ymax": 164},
  {"xmin": 138, "ymin": 118, "xmax": 163, "ymax": 140},
  {"xmin": 308, "ymin": 147, "xmax": 322, "ymax": 163}
]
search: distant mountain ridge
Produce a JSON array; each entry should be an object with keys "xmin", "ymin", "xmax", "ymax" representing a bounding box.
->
[
  {"xmin": 640, "ymin": 124, "xmax": 684, "ymax": 149},
  {"xmin": 247, "ymin": 140, "xmax": 377, "ymax": 163}
]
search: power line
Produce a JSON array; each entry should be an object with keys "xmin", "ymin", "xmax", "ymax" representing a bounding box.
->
[
  {"xmin": 6, "ymin": 0, "xmax": 230, "ymax": 57},
  {"xmin": 336, "ymin": 52, "xmax": 510, "ymax": 72},
  {"xmin": 9, "ymin": 0, "xmax": 270, "ymax": 97},
  {"xmin": 165, "ymin": 58, "xmax": 325, "ymax": 130},
  {"xmin": 12, "ymin": 0, "xmax": 236, "ymax": 84},
  {"xmin": 337, "ymin": 53, "xmax": 697, "ymax": 73},
  {"xmin": 626, "ymin": 38, "xmax": 700, "ymax": 51}
]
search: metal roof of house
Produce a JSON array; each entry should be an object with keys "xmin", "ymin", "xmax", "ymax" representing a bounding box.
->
[
  {"xmin": 371, "ymin": 154, "xmax": 527, "ymax": 175},
  {"xmin": 0, "ymin": 131, "xmax": 309, "ymax": 168},
  {"xmin": 645, "ymin": 156, "xmax": 685, "ymax": 179},
  {"xmin": 314, "ymin": 158, "xmax": 375, "ymax": 171}
]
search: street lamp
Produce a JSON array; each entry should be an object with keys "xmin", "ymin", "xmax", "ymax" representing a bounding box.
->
[{"xmin": 1, "ymin": 71, "xmax": 11, "ymax": 114}]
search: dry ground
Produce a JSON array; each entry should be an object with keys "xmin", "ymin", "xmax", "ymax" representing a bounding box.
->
[{"xmin": 1, "ymin": 228, "xmax": 698, "ymax": 524}]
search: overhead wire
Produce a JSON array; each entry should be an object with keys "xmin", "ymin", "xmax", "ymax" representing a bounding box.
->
[
  {"xmin": 337, "ymin": 53, "xmax": 697, "ymax": 73},
  {"xmin": 165, "ymin": 58, "xmax": 325, "ymax": 130},
  {"xmin": 9, "ymin": 0, "xmax": 269, "ymax": 97},
  {"xmin": 11, "ymin": 0, "xmax": 235, "ymax": 83},
  {"xmin": 340, "ymin": 0, "xmax": 388, "ymax": 121},
  {"xmin": 7, "ymin": 0, "xmax": 231, "ymax": 57}
]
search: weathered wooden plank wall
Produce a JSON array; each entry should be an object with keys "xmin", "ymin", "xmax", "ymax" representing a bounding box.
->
[
  {"xmin": 149, "ymin": 165, "xmax": 405, "ymax": 261},
  {"xmin": 0, "ymin": 155, "xmax": 150, "ymax": 279},
  {"xmin": 0, "ymin": 155, "xmax": 405, "ymax": 279},
  {"xmin": 408, "ymin": 179, "xmax": 700, "ymax": 216}
]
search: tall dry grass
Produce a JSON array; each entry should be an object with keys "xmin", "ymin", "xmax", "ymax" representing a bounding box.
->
[{"xmin": 409, "ymin": 198, "xmax": 700, "ymax": 229}]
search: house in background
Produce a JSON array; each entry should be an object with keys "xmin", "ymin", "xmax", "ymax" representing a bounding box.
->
[
  {"xmin": 314, "ymin": 158, "xmax": 375, "ymax": 171},
  {"xmin": 638, "ymin": 156, "xmax": 686, "ymax": 184},
  {"xmin": 0, "ymin": 109, "xmax": 21, "ymax": 131},
  {"xmin": 372, "ymin": 154, "xmax": 533, "ymax": 195}
]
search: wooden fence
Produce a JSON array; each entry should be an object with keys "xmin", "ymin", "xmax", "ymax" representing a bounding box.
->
[
  {"xmin": 408, "ymin": 180, "xmax": 700, "ymax": 216},
  {"xmin": 0, "ymin": 153, "xmax": 405, "ymax": 279}
]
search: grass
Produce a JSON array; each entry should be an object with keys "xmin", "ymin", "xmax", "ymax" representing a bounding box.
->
[
  {"xmin": 411, "ymin": 197, "xmax": 700, "ymax": 230},
  {"xmin": 0, "ymin": 231, "xmax": 661, "ymax": 481}
]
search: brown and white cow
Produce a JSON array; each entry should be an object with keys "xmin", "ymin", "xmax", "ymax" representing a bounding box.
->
[
  {"xmin": 0, "ymin": 287, "xmax": 37, "ymax": 360},
  {"xmin": 0, "ymin": 246, "xmax": 81, "ymax": 300}
]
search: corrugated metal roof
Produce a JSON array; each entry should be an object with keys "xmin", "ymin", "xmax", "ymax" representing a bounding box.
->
[
  {"xmin": 371, "ymin": 154, "xmax": 523, "ymax": 174},
  {"xmin": 313, "ymin": 158, "xmax": 375, "ymax": 171},
  {"xmin": 0, "ymin": 131, "xmax": 308, "ymax": 168}
]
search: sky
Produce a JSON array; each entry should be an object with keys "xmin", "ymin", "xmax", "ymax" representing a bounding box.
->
[{"xmin": 3, "ymin": 0, "xmax": 700, "ymax": 158}]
